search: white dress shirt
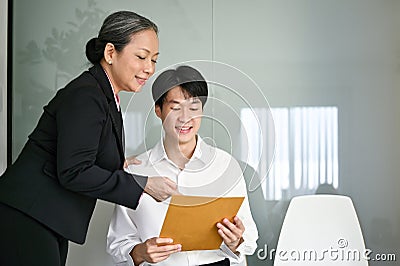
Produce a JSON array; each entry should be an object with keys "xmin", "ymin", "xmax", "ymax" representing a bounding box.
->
[{"xmin": 107, "ymin": 136, "xmax": 258, "ymax": 266}]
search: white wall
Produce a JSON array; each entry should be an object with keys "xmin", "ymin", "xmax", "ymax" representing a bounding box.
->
[{"xmin": 0, "ymin": 0, "xmax": 7, "ymax": 175}]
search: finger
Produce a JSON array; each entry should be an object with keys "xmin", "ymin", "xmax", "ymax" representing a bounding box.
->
[
  {"xmin": 151, "ymin": 254, "xmax": 169, "ymax": 263},
  {"xmin": 153, "ymin": 244, "xmax": 182, "ymax": 254},
  {"xmin": 155, "ymin": 238, "xmax": 174, "ymax": 245},
  {"xmin": 164, "ymin": 177, "xmax": 178, "ymax": 189},
  {"xmin": 130, "ymin": 157, "xmax": 142, "ymax": 165},
  {"xmin": 125, "ymin": 156, "xmax": 142, "ymax": 166},
  {"xmin": 150, "ymin": 252, "xmax": 178, "ymax": 264},
  {"xmin": 233, "ymin": 216, "xmax": 245, "ymax": 231},
  {"xmin": 221, "ymin": 218, "xmax": 242, "ymax": 237},
  {"xmin": 217, "ymin": 228, "xmax": 235, "ymax": 245},
  {"xmin": 217, "ymin": 222, "xmax": 236, "ymax": 241},
  {"xmin": 173, "ymin": 190, "xmax": 183, "ymax": 196},
  {"xmin": 224, "ymin": 217, "xmax": 244, "ymax": 237}
]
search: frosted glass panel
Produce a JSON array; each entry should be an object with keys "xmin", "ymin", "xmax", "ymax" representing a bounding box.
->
[
  {"xmin": 214, "ymin": 0, "xmax": 400, "ymax": 265},
  {"xmin": 12, "ymin": 0, "xmax": 213, "ymax": 159},
  {"xmin": 12, "ymin": 1, "xmax": 213, "ymax": 265}
]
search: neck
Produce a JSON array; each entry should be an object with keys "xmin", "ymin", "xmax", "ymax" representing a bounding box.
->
[
  {"xmin": 100, "ymin": 60, "xmax": 120, "ymax": 94},
  {"xmin": 164, "ymin": 135, "xmax": 197, "ymax": 169}
]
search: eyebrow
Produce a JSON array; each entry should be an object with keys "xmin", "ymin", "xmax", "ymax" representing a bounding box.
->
[
  {"xmin": 167, "ymin": 99, "xmax": 201, "ymax": 104},
  {"xmin": 139, "ymin": 48, "xmax": 159, "ymax": 56},
  {"xmin": 167, "ymin": 100, "xmax": 181, "ymax": 105}
]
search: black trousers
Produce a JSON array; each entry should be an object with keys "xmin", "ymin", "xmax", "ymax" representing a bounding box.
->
[
  {"xmin": 200, "ymin": 258, "xmax": 230, "ymax": 266},
  {"xmin": 0, "ymin": 203, "xmax": 68, "ymax": 266}
]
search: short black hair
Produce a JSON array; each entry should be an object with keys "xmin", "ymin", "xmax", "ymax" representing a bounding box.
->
[{"xmin": 152, "ymin": 65, "xmax": 208, "ymax": 110}]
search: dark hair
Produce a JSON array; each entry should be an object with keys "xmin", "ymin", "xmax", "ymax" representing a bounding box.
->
[
  {"xmin": 86, "ymin": 11, "xmax": 158, "ymax": 64},
  {"xmin": 152, "ymin": 65, "xmax": 208, "ymax": 110}
]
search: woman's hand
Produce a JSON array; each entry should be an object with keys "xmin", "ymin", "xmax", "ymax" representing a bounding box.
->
[
  {"xmin": 123, "ymin": 155, "xmax": 142, "ymax": 168},
  {"xmin": 130, "ymin": 237, "xmax": 181, "ymax": 265},
  {"xmin": 217, "ymin": 216, "xmax": 245, "ymax": 253},
  {"xmin": 144, "ymin": 177, "xmax": 180, "ymax": 201}
]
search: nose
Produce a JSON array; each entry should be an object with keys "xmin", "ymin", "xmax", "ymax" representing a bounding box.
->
[
  {"xmin": 144, "ymin": 59, "xmax": 155, "ymax": 76},
  {"xmin": 178, "ymin": 108, "xmax": 191, "ymax": 123}
]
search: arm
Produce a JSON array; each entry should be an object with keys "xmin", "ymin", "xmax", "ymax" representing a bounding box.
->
[
  {"xmin": 217, "ymin": 159, "xmax": 259, "ymax": 263},
  {"xmin": 55, "ymin": 85, "xmax": 145, "ymax": 208},
  {"xmin": 217, "ymin": 196, "xmax": 259, "ymax": 263},
  {"xmin": 107, "ymin": 205, "xmax": 181, "ymax": 265},
  {"xmin": 130, "ymin": 238, "xmax": 181, "ymax": 265},
  {"xmin": 55, "ymin": 85, "xmax": 177, "ymax": 206},
  {"xmin": 107, "ymin": 205, "xmax": 142, "ymax": 264}
]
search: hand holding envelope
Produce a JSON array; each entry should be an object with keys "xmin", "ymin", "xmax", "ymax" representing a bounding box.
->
[
  {"xmin": 129, "ymin": 237, "xmax": 182, "ymax": 265},
  {"xmin": 130, "ymin": 195, "xmax": 245, "ymax": 265},
  {"xmin": 216, "ymin": 216, "xmax": 245, "ymax": 253},
  {"xmin": 159, "ymin": 195, "xmax": 245, "ymax": 251}
]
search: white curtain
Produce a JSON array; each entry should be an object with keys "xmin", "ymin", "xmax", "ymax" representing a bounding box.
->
[{"xmin": 240, "ymin": 106, "xmax": 338, "ymax": 200}]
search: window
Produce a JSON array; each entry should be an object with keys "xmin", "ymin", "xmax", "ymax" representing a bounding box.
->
[{"xmin": 240, "ymin": 106, "xmax": 338, "ymax": 200}]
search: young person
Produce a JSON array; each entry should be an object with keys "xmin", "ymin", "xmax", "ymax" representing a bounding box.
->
[
  {"xmin": 107, "ymin": 65, "xmax": 258, "ymax": 266},
  {"xmin": 0, "ymin": 11, "xmax": 178, "ymax": 266}
]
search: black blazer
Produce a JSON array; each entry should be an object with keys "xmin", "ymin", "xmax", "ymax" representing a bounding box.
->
[{"xmin": 0, "ymin": 64, "xmax": 147, "ymax": 244}]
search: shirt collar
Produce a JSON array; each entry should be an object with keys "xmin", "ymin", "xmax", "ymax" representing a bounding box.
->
[{"xmin": 148, "ymin": 135, "xmax": 215, "ymax": 166}]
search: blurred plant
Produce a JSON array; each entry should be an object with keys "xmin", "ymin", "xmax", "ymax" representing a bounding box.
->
[{"xmin": 18, "ymin": 0, "xmax": 106, "ymax": 90}]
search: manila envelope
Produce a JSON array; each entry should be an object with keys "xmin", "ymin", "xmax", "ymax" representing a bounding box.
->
[{"xmin": 159, "ymin": 195, "xmax": 244, "ymax": 251}]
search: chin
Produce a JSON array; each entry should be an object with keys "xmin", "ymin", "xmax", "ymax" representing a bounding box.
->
[
  {"xmin": 132, "ymin": 85, "xmax": 142, "ymax": 92},
  {"xmin": 178, "ymin": 135, "xmax": 196, "ymax": 143}
]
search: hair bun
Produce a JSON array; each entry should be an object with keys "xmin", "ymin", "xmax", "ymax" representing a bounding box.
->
[{"xmin": 85, "ymin": 37, "xmax": 100, "ymax": 64}]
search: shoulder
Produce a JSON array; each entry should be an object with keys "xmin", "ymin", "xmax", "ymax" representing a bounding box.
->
[
  {"xmin": 62, "ymin": 70, "xmax": 103, "ymax": 98},
  {"xmin": 135, "ymin": 150, "xmax": 152, "ymax": 164},
  {"xmin": 211, "ymin": 145, "xmax": 242, "ymax": 170},
  {"xmin": 50, "ymin": 70, "xmax": 108, "ymax": 113},
  {"xmin": 200, "ymin": 141, "xmax": 244, "ymax": 175}
]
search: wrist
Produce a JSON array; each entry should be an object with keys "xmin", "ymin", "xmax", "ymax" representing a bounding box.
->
[
  {"xmin": 229, "ymin": 237, "xmax": 244, "ymax": 253},
  {"xmin": 130, "ymin": 244, "xmax": 144, "ymax": 266}
]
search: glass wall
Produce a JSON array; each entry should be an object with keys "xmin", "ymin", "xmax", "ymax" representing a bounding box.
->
[{"xmin": 10, "ymin": 0, "xmax": 400, "ymax": 265}]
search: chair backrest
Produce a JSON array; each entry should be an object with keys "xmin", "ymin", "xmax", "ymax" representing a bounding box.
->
[{"xmin": 274, "ymin": 195, "xmax": 368, "ymax": 266}]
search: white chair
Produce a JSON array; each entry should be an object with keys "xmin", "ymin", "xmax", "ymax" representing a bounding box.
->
[{"xmin": 274, "ymin": 195, "xmax": 368, "ymax": 266}]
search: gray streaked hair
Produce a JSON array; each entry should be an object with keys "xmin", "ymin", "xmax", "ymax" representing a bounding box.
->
[{"xmin": 86, "ymin": 11, "xmax": 158, "ymax": 64}]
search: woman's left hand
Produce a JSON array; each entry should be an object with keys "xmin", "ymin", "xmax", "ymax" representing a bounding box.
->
[
  {"xmin": 216, "ymin": 216, "xmax": 245, "ymax": 253},
  {"xmin": 123, "ymin": 155, "xmax": 142, "ymax": 168}
]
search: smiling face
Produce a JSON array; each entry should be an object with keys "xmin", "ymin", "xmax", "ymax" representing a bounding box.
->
[
  {"xmin": 155, "ymin": 86, "xmax": 203, "ymax": 147},
  {"xmin": 102, "ymin": 29, "xmax": 159, "ymax": 93}
]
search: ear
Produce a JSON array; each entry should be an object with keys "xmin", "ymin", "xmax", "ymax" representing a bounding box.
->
[
  {"xmin": 155, "ymin": 105, "xmax": 162, "ymax": 119},
  {"xmin": 103, "ymin": 43, "xmax": 115, "ymax": 63}
]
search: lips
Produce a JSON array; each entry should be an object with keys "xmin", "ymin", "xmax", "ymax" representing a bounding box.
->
[
  {"xmin": 176, "ymin": 125, "xmax": 193, "ymax": 134},
  {"xmin": 136, "ymin": 76, "xmax": 147, "ymax": 85}
]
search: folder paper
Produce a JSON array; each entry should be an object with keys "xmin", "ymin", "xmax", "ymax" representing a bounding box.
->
[{"xmin": 159, "ymin": 195, "xmax": 244, "ymax": 251}]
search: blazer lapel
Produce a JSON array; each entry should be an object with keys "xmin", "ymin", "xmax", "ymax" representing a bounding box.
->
[
  {"xmin": 89, "ymin": 64, "xmax": 125, "ymax": 160},
  {"xmin": 109, "ymin": 104, "xmax": 125, "ymax": 159}
]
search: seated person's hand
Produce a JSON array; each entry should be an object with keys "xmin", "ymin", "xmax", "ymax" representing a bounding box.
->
[
  {"xmin": 130, "ymin": 237, "xmax": 181, "ymax": 265},
  {"xmin": 216, "ymin": 216, "xmax": 245, "ymax": 253},
  {"xmin": 144, "ymin": 177, "xmax": 181, "ymax": 201},
  {"xmin": 124, "ymin": 155, "xmax": 142, "ymax": 168}
]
